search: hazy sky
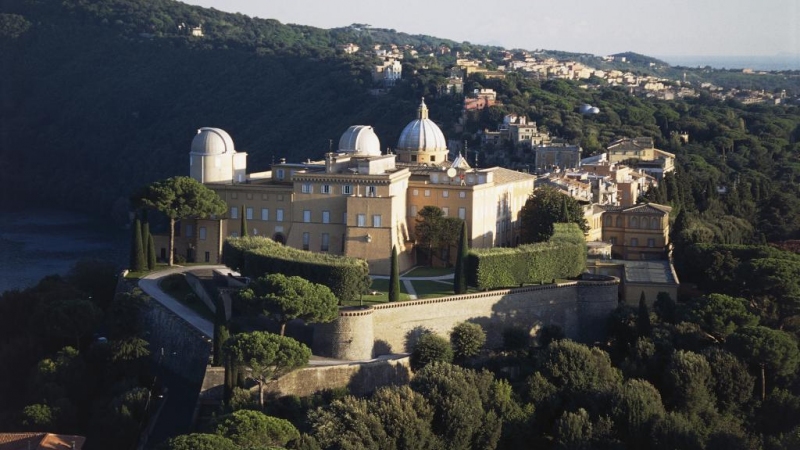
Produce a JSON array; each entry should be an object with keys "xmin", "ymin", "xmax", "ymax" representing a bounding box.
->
[{"xmin": 182, "ymin": 0, "xmax": 798, "ymax": 57}]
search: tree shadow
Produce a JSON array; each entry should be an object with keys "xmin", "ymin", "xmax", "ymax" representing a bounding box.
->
[
  {"xmin": 404, "ymin": 326, "xmax": 433, "ymax": 353},
  {"xmin": 372, "ymin": 339, "xmax": 393, "ymax": 357},
  {"xmin": 346, "ymin": 359, "xmax": 412, "ymax": 396}
]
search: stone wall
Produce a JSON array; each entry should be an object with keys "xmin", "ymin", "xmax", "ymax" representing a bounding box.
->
[
  {"xmin": 141, "ymin": 298, "xmax": 212, "ymax": 384},
  {"xmin": 198, "ymin": 357, "xmax": 412, "ymax": 407},
  {"xmin": 185, "ymin": 272, "xmax": 217, "ymax": 315},
  {"xmin": 314, "ymin": 278, "xmax": 619, "ymax": 360}
]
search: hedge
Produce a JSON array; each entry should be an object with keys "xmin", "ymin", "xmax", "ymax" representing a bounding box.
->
[
  {"xmin": 223, "ymin": 236, "xmax": 371, "ymax": 304},
  {"xmin": 466, "ymin": 223, "xmax": 586, "ymax": 289}
]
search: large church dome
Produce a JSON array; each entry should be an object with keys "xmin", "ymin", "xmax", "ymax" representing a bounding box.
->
[
  {"xmin": 191, "ymin": 127, "xmax": 235, "ymax": 155},
  {"xmin": 396, "ymin": 98, "xmax": 447, "ymax": 152},
  {"xmin": 339, "ymin": 125, "xmax": 381, "ymax": 156},
  {"xmin": 395, "ymin": 99, "xmax": 448, "ymax": 165}
]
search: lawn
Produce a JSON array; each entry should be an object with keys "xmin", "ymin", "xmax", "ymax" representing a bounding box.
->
[
  {"xmin": 158, "ymin": 273, "xmax": 215, "ymax": 321},
  {"xmin": 340, "ymin": 278, "xmax": 411, "ymax": 307},
  {"xmin": 403, "ymin": 266, "xmax": 454, "ymax": 277},
  {"xmin": 411, "ymin": 279, "xmax": 455, "ymax": 298}
]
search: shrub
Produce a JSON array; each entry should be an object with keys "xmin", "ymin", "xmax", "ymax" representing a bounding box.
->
[
  {"xmin": 410, "ymin": 333, "xmax": 453, "ymax": 371},
  {"xmin": 223, "ymin": 236, "xmax": 370, "ymax": 304},
  {"xmin": 466, "ymin": 223, "xmax": 586, "ymax": 289}
]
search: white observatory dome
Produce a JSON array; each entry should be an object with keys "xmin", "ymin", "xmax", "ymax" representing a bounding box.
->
[
  {"xmin": 191, "ymin": 127, "xmax": 235, "ymax": 155},
  {"xmin": 339, "ymin": 125, "xmax": 381, "ymax": 156}
]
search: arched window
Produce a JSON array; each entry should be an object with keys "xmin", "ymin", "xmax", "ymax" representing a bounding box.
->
[
  {"xmin": 652, "ymin": 218, "xmax": 660, "ymax": 229},
  {"xmin": 630, "ymin": 216, "xmax": 638, "ymax": 228},
  {"xmin": 616, "ymin": 216, "xmax": 623, "ymax": 227},
  {"xmin": 642, "ymin": 217, "xmax": 650, "ymax": 229},
  {"xmin": 604, "ymin": 215, "xmax": 612, "ymax": 226}
]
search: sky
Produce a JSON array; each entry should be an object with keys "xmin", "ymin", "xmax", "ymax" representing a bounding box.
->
[{"xmin": 182, "ymin": 0, "xmax": 799, "ymax": 58}]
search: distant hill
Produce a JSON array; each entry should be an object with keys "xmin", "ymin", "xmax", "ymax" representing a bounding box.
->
[
  {"xmin": 1, "ymin": 0, "xmax": 797, "ymax": 222},
  {"xmin": 0, "ymin": 0, "xmax": 437, "ymax": 217}
]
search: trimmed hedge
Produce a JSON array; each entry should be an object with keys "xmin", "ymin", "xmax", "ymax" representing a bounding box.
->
[
  {"xmin": 466, "ymin": 223, "xmax": 587, "ymax": 289},
  {"xmin": 223, "ymin": 236, "xmax": 371, "ymax": 304}
]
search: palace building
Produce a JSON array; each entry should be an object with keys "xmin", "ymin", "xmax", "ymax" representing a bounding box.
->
[{"xmin": 172, "ymin": 99, "xmax": 536, "ymax": 275}]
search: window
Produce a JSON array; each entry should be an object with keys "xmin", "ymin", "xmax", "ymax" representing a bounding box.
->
[
  {"xmin": 302, "ymin": 232, "xmax": 310, "ymax": 250},
  {"xmin": 616, "ymin": 216, "xmax": 623, "ymax": 227},
  {"xmin": 442, "ymin": 207, "xmax": 449, "ymax": 217},
  {"xmin": 261, "ymin": 194, "xmax": 269, "ymax": 200},
  {"xmin": 204, "ymin": 251, "xmax": 210, "ymax": 262},
  {"xmin": 246, "ymin": 193, "xmax": 253, "ymax": 200},
  {"xmin": 321, "ymin": 233, "xmax": 330, "ymax": 252},
  {"xmin": 367, "ymin": 186, "xmax": 376, "ymax": 197},
  {"xmin": 261, "ymin": 208, "xmax": 269, "ymax": 221},
  {"xmin": 648, "ymin": 238, "xmax": 655, "ymax": 248},
  {"xmin": 631, "ymin": 238, "xmax": 639, "ymax": 247},
  {"xmin": 186, "ymin": 225, "xmax": 193, "ymax": 237},
  {"xmin": 430, "ymin": 155, "xmax": 436, "ymax": 162},
  {"xmin": 342, "ymin": 185, "xmax": 353, "ymax": 195},
  {"xmin": 442, "ymin": 190, "xmax": 449, "ymax": 198},
  {"xmin": 343, "ymin": 212, "xmax": 347, "ymax": 224},
  {"xmin": 277, "ymin": 195, "xmax": 284, "ymax": 201},
  {"xmin": 604, "ymin": 215, "xmax": 612, "ymax": 226},
  {"xmin": 230, "ymin": 207, "xmax": 239, "ymax": 219},
  {"xmin": 458, "ymin": 207, "xmax": 466, "ymax": 220},
  {"xmin": 373, "ymin": 215, "xmax": 382, "ymax": 228},
  {"xmin": 301, "ymin": 183, "xmax": 312, "ymax": 194},
  {"xmin": 424, "ymin": 189, "xmax": 431, "ymax": 197},
  {"xmin": 276, "ymin": 169, "xmax": 285, "ymax": 180},
  {"xmin": 630, "ymin": 217, "xmax": 638, "ymax": 228},
  {"xmin": 322, "ymin": 210, "xmax": 330, "ymax": 224},
  {"xmin": 246, "ymin": 207, "xmax": 253, "ymax": 220},
  {"xmin": 412, "ymin": 189, "xmax": 419, "ymax": 196},
  {"xmin": 276, "ymin": 209, "xmax": 284, "ymax": 222},
  {"xmin": 610, "ymin": 237, "xmax": 617, "ymax": 245},
  {"xmin": 199, "ymin": 227, "xmax": 207, "ymax": 240},
  {"xmin": 411, "ymin": 155, "xmax": 418, "ymax": 162},
  {"xmin": 231, "ymin": 192, "xmax": 238, "ymax": 199},
  {"xmin": 410, "ymin": 205, "xmax": 417, "ymax": 217},
  {"xmin": 652, "ymin": 218, "xmax": 659, "ymax": 229},
  {"xmin": 303, "ymin": 210, "xmax": 311, "ymax": 223},
  {"xmin": 231, "ymin": 231, "xmax": 238, "ymax": 237},
  {"xmin": 357, "ymin": 214, "xmax": 366, "ymax": 227},
  {"xmin": 321, "ymin": 184, "xmax": 331, "ymax": 194},
  {"xmin": 459, "ymin": 191, "xmax": 466, "ymax": 198}
]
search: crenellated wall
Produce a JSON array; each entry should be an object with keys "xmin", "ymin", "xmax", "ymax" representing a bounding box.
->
[{"xmin": 314, "ymin": 277, "xmax": 619, "ymax": 360}]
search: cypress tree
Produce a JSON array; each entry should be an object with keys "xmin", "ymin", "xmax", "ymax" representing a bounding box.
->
[
  {"xmin": 141, "ymin": 219, "xmax": 156, "ymax": 270},
  {"xmin": 147, "ymin": 233, "xmax": 157, "ymax": 269},
  {"xmin": 637, "ymin": 291, "xmax": 652, "ymax": 337},
  {"xmin": 240, "ymin": 205, "xmax": 248, "ymax": 237},
  {"xmin": 130, "ymin": 218, "xmax": 145, "ymax": 272},
  {"xmin": 389, "ymin": 245, "xmax": 400, "ymax": 302},
  {"xmin": 213, "ymin": 296, "xmax": 229, "ymax": 366},
  {"xmin": 454, "ymin": 221, "xmax": 468, "ymax": 294}
]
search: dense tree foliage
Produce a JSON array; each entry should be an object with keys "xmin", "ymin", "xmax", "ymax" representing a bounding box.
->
[
  {"xmin": 134, "ymin": 176, "xmax": 226, "ymax": 265},
  {"xmin": 519, "ymin": 186, "xmax": 588, "ymax": 243},
  {"xmin": 235, "ymin": 273, "xmax": 338, "ymax": 336},
  {"xmin": 223, "ymin": 331, "xmax": 311, "ymax": 408}
]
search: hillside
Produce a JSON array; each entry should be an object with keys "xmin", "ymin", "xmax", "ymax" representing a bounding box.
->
[
  {"xmin": 0, "ymin": 0, "xmax": 438, "ymax": 217},
  {"xmin": 1, "ymin": 0, "xmax": 800, "ymax": 242}
]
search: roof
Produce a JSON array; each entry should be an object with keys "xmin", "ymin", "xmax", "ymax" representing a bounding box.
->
[
  {"xmin": 492, "ymin": 167, "xmax": 536, "ymax": 184},
  {"xmin": 0, "ymin": 433, "xmax": 86, "ymax": 450},
  {"xmin": 599, "ymin": 203, "xmax": 671, "ymax": 215},
  {"xmin": 622, "ymin": 260, "xmax": 678, "ymax": 285}
]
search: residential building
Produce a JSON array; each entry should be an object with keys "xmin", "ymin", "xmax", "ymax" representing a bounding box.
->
[
  {"xmin": 599, "ymin": 203, "xmax": 672, "ymax": 260},
  {"xmin": 607, "ymin": 137, "xmax": 675, "ymax": 180}
]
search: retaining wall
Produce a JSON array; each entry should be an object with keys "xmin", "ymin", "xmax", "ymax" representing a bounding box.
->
[{"xmin": 314, "ymin": 278, "xmax": 618, "ymax": 360}]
